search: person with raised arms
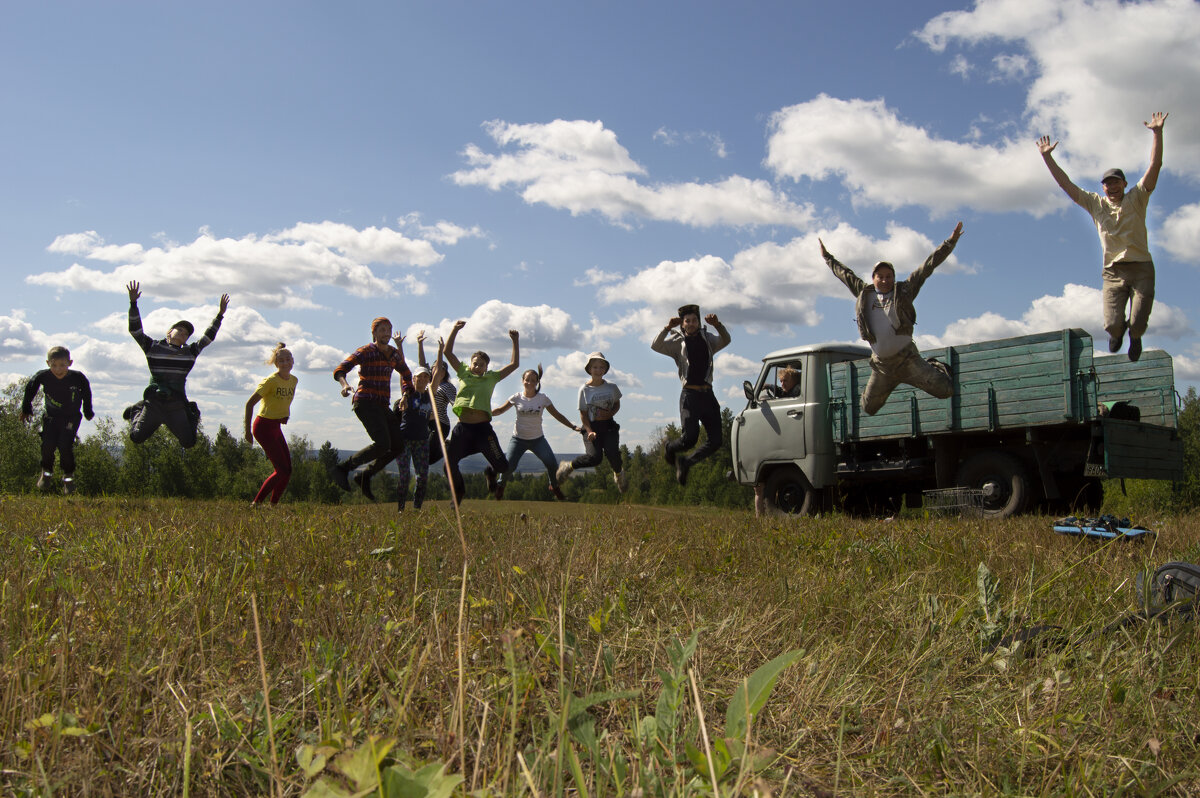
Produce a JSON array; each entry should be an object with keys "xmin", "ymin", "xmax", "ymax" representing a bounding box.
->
[
  {"xmin": 124, "ymin": 280, "xmax": 229, "ymax": 448},
  {"xmin": 442, "ymin": 319, "xmax": 519, "ymax": 504},
  {"xmin": 820, "ymin": 223, "xmax": 963, "ymax": 416},
  {"xmin": 1037, "ymin": 112, "xmax": 1167, "ymax": 362}
]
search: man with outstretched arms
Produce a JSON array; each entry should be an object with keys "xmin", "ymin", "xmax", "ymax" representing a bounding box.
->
[
  {"xmin": 1037, "ymin": 112, "xmax": 1167, "ymax": 362},
  {"xmin": 821, "ymin": 223, "xmax": 963, "ymax": 415}
]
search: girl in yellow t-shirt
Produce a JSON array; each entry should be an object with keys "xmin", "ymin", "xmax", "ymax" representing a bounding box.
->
[{"xmin": 244, "ymin": 343, "xmax": 298, "ymax": 505}]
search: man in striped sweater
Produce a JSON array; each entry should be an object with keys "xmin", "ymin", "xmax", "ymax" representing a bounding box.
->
[
  {"xmin": 125, "ymin": 280, "xmax": 229, "ymax": 448},
  {"xmin": 329, "ymin": 317, "xmax": 412, "ymax": 494}
]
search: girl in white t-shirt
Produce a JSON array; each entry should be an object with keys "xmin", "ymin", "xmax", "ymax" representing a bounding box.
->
[{"xmin": 491, "ymin": 365, "xmax": 579, "ymax": 500}]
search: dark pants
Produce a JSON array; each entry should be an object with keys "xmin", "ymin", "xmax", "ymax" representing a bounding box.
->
[
  {"xmin": 130, "ymin": 397, "xmax": 196, "ymax": 448},
  {"xmin": 446, "ymin": 421, "xmax": 508, "ymax": 501},
  {"xmin": 427, "ymin": 425, "xmax": 450, "ymax": 466},
  {"xmin": 40, "ymin": 415, "xmax": 80, "ymax": 474},
  {"xmin": 666, "ymin": 388, "xmax": 722, "ymax": 465},
  {"xmin": 341, "ymin": 401, "xmax": 401, "ymax": 471},
  {"xmin": 572, "ymin": 419, "xmax": 622, "ymax": 472}
]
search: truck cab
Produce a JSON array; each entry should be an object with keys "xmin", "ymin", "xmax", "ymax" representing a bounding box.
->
[{"xmin": 731, "ymin": 343, "xmax": 868, "ymax": 514}]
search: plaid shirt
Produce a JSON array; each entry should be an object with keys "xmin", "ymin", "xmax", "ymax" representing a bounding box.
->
[{"xmin": 333, "ymin": 342, "xmax": 411, "ymax": 406}]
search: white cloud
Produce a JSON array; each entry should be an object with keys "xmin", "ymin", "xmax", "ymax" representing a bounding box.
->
[
  {"xmin": 0, "ymin": 315, "xmax": 44, "ymax": 358},
  {"xmin": 452, "ymin": 119, "xmax": 813, "ymax": 228},
  {"xmin": 990, "ymin": 53, "xmax": 1031, "ymax": 82},
  {"xmin": 916, "ymin": 0, "xmax": 1200, "ymax": 179},
  {"xmin": 1161, "ymin": 202, "xmax": 1200, "ymax": 263},
  {"xmin": 926, "ymin": 282, "xmax": 1190, "ymax": 348},
  {"xmin": 404, "ymin": 299, "xmax": 584, "ymax": 355},
  {"xmin": 765, "ymin": 94, "xmax": 1058, "ymax": 216},
  {"xmin": 715, "ymin": 352, "xmax": 760, "ymax": 377},
  {"xmin": 762, "ymin": 1, "xmax": 1200, "ymax": 220},
  {"xmin": 29, "ymin": 221, "xmax": 462, "ymax": 309},
  {"xmin": 397, "ymin": 213, "xmax": 486, "ymax": 247},
  {"xmin": 598, "ymin": 222, "xmax": 967, "ymax": 335}
]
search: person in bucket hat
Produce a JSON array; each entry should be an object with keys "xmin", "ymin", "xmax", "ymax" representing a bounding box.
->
[{"xmin": 556, "ymin": 351, "xmax": 628, "ymax": 493}]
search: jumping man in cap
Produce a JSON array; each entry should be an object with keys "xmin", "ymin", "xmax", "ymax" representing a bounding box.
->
[
  {"xmin": 821, "ymin": 224, "xmax": 963, "ymax": 415},
  {"xmin": 1037, "ymin": 111, "xmax": 1167, "ymax": 362}
]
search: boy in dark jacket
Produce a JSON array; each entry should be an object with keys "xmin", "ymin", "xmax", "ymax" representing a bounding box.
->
[{"xmin": 21, "ymin": 345, "xmax": 94, "ymax": 493}]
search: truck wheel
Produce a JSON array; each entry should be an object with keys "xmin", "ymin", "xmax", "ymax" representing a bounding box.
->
[
  {"xmin": 954, "ymin": 452, "xmax": 1030, "ymax": 519},
  {"xmin": 762, "ymin": 467, "xmax": 817, "ymax": 516}
]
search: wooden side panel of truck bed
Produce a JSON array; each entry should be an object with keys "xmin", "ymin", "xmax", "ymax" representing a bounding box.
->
[{"xmin": 829, "ymin": 328, "xmax": 1176, "ymax": 443}]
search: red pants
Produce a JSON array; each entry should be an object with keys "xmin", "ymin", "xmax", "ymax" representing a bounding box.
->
[{"xmin": 252, "ymin": 416, "xmax": 292, "ymax": 504}]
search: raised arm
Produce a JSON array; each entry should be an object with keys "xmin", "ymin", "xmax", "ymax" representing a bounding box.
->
[
  {"xmin": 705, "ymin": 313, "xmax": 731, "ymax": 351},
  {"xmin": 651, "ymin": 317, "xmax": 680, "ymax": 355},
  {"xmin": 1037, "ymin": 136, "xmax": 1084, "ymax": 203},
  {"xmin": 416, "ymin": 330, "xmax": 428, "ymax": 368},
  {"xmin": 126, "ymin": 280, "xmax": 152, "ymax": 347},
  {"xmin": 444, "ymin": 320, "xmax": 465, "ymax": 373},
  {"xmin": 495, "ymin": 329, "xmax": 520, "ymax": 379},
  {"xmin": 1141, "ymin": 111, "xmax": 1167, "ymax": 193},
  {"xmin": 820, "ymin": 239, "xmax": 865, "ymax": 296},
  {"xmin": 908, "ymin": 222, "xmax": 964, "ymax": 291}
]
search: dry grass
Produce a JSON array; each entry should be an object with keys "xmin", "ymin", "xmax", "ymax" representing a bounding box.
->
[{"xmin": 2, "ymin": 494, "xmax": 1200, "ymax": 796}]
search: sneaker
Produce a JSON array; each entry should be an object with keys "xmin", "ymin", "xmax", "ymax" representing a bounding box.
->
[
  {"xmin": 556, "ymin": 461, "xmax": 574, "ymax": 482},
  {"xmin": 328, "ymin": 461, "xmax": 351, "ymax": 491},
  {"xmin": 549, "ymin": 484, "xmax": 565, "ymax": 501},
  {"xmin": 927, "ymin": 358, "xmax": 952, "ymax": 381},
  {"xmin": 614, "ymin": 471, "xmax": 629, "ymax": 493},
  {"xmin": 353, "ymin": 471, "xmax": 376, "ymax": 501},
  {"xmin": 1108, "ymin": 332, "xmax": 1123, "ymax": 353},
  {"xmin": 37, "ymin": 472, "xmax": 51, "ymax": 492},
  {"xmin": 676, "ymin": 457, "xmax": 691, "ymax": 486},
  {"xmin": 62, "ymin": 477, "xmax": 75, "ymax": 496},
  {"xmin": 494, "ymin": 482, "xmax": 505, "ymax": 501},
  {"xmin": 664, "ymin": 446, "xmax": 676, "ymax": 467},
  {"xmin": 484, "ymin": 466, "xmax": 498, "ymax": 496},
  {"xmin": 397, "ymin": 501, "xmax": 406, "ymax": 514},
  {"xmin": 1128, "ymin": 337, "xmax": 1143, "ymax": 362}
]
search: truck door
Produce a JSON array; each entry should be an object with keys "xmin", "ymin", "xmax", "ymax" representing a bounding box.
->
[{"xmin": 733, "ymin": 361, "xmax": 808, "ymax": 483}]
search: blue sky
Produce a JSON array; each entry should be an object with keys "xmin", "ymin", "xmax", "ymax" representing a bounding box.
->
[{"xmin": 3, "ymin": 0, "xmax": 1199, "ymax": 456}]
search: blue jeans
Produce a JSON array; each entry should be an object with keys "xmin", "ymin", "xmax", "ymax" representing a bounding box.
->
[{"xmin": 499, "ymin": 435, "xmax": 561, "ymax": 488}]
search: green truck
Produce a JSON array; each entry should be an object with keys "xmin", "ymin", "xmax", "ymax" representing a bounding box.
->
[{"xmin": 731, "ymin": 328, "xmax": 1184, "ymax": 518}]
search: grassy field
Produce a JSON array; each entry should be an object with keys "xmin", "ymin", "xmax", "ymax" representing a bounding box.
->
[{"xmin": 2, "ymin": 494, "xmax": 1199, "ymax": 796}]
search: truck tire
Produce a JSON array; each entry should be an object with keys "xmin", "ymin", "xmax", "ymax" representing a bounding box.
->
[
  {"xmin": 954, "ymin": 452, "xmax": 1030, "ymax": 519},
  {"xmin": 762, "ymin": 467, "xmax": 817, "ymax": 516}
]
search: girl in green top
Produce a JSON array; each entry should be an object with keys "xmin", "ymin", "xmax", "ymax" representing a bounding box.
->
[{"xmin": 443, "ymin": 319, "xmax": 520, "ymax": 504}]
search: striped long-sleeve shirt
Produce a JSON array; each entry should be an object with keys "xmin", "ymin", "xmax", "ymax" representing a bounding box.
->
[
  {"xmin": 129, "ymin": 301, "xmax": 223, "ymax": 397},
  {"xmin": 333, "ymin": 343, "xmax": 412, "ymax": 406}
]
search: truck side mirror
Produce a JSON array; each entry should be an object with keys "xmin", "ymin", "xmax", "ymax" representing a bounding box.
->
[{"xmin": 743, "ymin": 380, "xmax": 757, "ymax": 408}]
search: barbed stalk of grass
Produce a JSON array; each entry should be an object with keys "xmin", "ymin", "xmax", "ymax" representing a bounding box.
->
[
  {"xmin": 427, "ymin": 381, "xmax": 469, "ymax": 775},
  {"xmin": 688, "ymin": 667, "xmax": 720, "ymax": 797},
  {"xmin": 249, "ymin": 593, "xmax": 282, "ymax": 798}
]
